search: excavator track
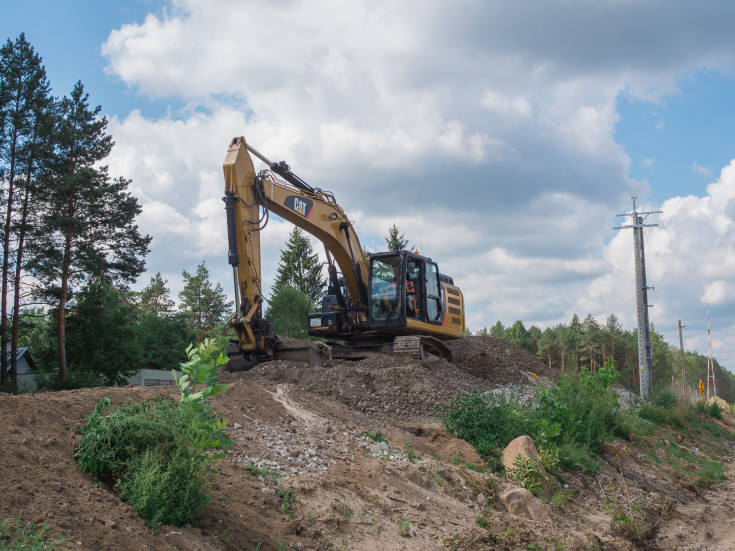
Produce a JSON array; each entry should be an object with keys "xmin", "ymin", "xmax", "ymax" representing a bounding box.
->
[{"xmin": 393, "ymin": 336, "xmax": 452, "ymax": 362}]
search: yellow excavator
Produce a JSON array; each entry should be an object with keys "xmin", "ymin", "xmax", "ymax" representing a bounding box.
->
[{"xmin": 222, "ymin": 136, "xmax": 465, "ymax": 369}]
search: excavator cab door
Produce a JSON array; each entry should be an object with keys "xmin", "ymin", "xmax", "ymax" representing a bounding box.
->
[{"xmin": 367, "ymin": 253, "xmax": 406, "ymax": 328}]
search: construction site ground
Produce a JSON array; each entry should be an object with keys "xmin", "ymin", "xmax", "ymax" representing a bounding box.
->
[{"xmin": 2, "ymin": 336, "xmax": 735, "ymax": 550}]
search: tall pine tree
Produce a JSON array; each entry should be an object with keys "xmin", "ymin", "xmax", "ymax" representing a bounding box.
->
[
  {"xmin": 28, "ymin": 82, "xmax": 151, "ymax": 385},
  {"xmin": 178, "ymin": 262, "xmax": 231, "ymax": 343},
  {"xmin": 273, "ymin": 227, "xmax": 325, "ymax": 305},
  {"xmin": 0, "ymin": 33, "xmax": 55, "ymax": 390},
  {"xmin": 384, "ymin": 223, "xmax": 412, "ymax": 252}
]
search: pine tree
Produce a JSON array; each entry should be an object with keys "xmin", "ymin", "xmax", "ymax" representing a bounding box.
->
[
  {"xmin": 179, "ymin": 262, "xmax": 232, "ymax": 343},
  {"xmin": 0, "ymin": 33, "xmax": 55, "ymax": 390},
  {"xmin": 139, "ymin": 272, "xmax": 175, "ymax": 316},
  {"xmin": 384, "ymin": 223, "xmax": 412, "ymax": 252},
  {"xmin": 273, "ymin": 227, "xmax": 325, "ymax": 305},
  {"xmin": 28, "ymin": 82, "xmax": 151, "ymax": 385}
]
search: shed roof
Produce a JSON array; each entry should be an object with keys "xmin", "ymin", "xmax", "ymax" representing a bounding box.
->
[{"xmin": 4, "ymin": 347, "xmax": 36, "ymax": 372}]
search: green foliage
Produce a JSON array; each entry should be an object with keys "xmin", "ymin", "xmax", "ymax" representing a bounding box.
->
[
  {"xmin": 438, "ymin": 361, "xmax": 622, "ymax": 473},
  {"xmin": 652, "ymin": 389, "xmax": 678, "ymax": 409},
  {"xmin": 179, "ymin": 262, "xmax": 232, "ymax": 344},
  {"xmin": 75, "ymin": 344, "xmax": 232, "ymax": 527},
  {"xmin": 397, "ymin": 518, "xmax": 411, "ymax": 536},
  {"xmin": 0, "ymin": 514, "xmax": 66, "ymax": 550},
  {"xmin": 116, "ymin": 445, "xmax": 212, "ymax": 527},
  {"xmin": 384, "ymin": 223, "xmax": 412, "ymax": 252},
  {"xmin": 706, "ymin": 401, "xmax": 723, "ymax": 419},
  {"xmin": 265, "ymin": 285, "xmax": 310, "ymax": 339},
  {"xmin": 64, "ymin": 278, "xmax": 141, "ymax": 386},
  {"xmin": 273, "ymin": 227, "xmax": 325, "ymax": 307},
  {"xmin": 506, "ymin": 455, "xmax": 549, "ymax": 497},
  {"xmin": 403, "ymin": 444, "xmax": 422, "ymax": 464},
  {"xmin": 278, "ymin": 486, "xmax": 296, "ymax": 519},
  {"xmin": 635, "ymin": 403, "xmax": 684, "ymax": 427},
  {"xmin": 244, "ymin": 462, "xmax": 280, "ymax": 482},
  {"xmin": 361, "ymin": 431, "xmax": 388, "ymax": 443}
]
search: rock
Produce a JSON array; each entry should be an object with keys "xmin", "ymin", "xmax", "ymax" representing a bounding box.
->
[
  {"xmin": 289, "ymin": 448, "xmax": 301, "ymax": 457},
  {"xmin": 498, "ymin": 487, "xmax": 543, "ymax": 521},
  {"xmin": 51, "ymin": 483, "xmax": 62, "ymax": 492},
  {"xmin": 502, "ymin": 435, "xmax": 559, "ymax": 499},
  {"xmin": 502, "ymin": 435, "xmax": 538, "ymax": 471},
  {"xmin": 476, "ymin": 493, "xmax": 486, "ymax": 505}
]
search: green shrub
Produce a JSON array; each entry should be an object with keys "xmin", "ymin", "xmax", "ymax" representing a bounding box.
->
[
  {"xmin": 652, "ymin": 390, "xmax": 678, "ymax": 409},
  {"xmin": 438, "ymin": 360, "xmax": 621, "ymax": 474},
  {"xmin": 707, "ymin": 401, "xmax": 723, "ymax": 419},
  {"xmin": 75, "ymin": 340, "xmax": 231, "ymax": 528},
  {"xmin": 117, "ymin": 446, "xmax": 212, "ymax": 527}
]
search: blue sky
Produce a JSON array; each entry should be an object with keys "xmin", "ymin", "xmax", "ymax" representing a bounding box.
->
[{"xmin": 4, "ymin": 1, "xmax": 735, "ymax": 375}]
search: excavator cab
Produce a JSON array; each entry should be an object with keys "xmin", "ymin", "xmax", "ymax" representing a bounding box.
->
[{"xmin": 367, "ymin": 251, "xmax": 444, "ymax": 329}]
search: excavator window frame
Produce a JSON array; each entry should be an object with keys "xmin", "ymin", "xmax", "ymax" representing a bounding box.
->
[{"xmin": 366, "ymin": 251, "xmax": 445, "ymax": 329}]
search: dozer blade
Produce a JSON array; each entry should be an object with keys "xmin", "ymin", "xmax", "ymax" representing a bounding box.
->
[
  {"xmin": 225, "ymin": 339, "xmax": 331, "ymax": 371},
  {"xmin": 273, "ymin": 340, "xmax": 332, "ymax": 365}
]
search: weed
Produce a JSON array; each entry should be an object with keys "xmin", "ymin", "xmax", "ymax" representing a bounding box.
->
[
  {"xmin": 278, "ymin": 486, "xmax": 296, "ymax": 519},
  {"xmin": 475, "ymin": 515, "xmax": 489, "ymax": 529},
  {"xmin": 398, "ymin": 518, "xmax": 411, "ymax": 536},
  {"xmin": 707, "ymin": 401, "xmax": 723, "ymax": 419},
  {"xmin": 244, "ymin": 461, "xmax": 280, "ymax": 482},
  {"xmin": 506, "ymin": 455, "xmax": 549, "ymax": 497},
  {"xmin": 361, "ymin": 431, "xmax": 388, "ymax": 443},
  {"xmin": 404, "ymin": 443, "xmax": 422, "ymax": 464},
  {"xmin": 278, "ymin": 542, "xmax": 292, "ymax": 551},
  {"xmin": 0, "ymin": 515, "xmax": 66, "ymax": 550},
  {"xmin": 550, "ymin": 489, "xmax": 577, "ymax": 508},
  {"xmin": 433, "ymin": 453, "xmax": 441, "ymax": 460}
]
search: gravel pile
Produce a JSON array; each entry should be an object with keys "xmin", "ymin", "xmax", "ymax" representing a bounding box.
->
[{"xmin": 222, "ymin": 336, "xmax": 553, "ymax": 420}]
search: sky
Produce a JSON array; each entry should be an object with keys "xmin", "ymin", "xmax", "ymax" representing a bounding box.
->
[{"xmin": 3, "ymin": 0, "xmax": 735, "ymax": 373}]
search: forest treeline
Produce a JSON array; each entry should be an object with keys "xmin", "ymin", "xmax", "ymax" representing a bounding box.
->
[{"xmin": 472, "ymin": 315, "xmax": 735, "ymax": 403}]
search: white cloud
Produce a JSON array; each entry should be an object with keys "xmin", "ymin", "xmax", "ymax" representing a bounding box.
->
[{"xmin": 97, "ymin": 0, "xmax": 735, "ymax": 370}]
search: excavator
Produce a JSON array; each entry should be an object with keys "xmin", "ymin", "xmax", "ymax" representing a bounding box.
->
[{"xmin": 222, "ymin": 136, "xmax": 465, "ymax": 369}]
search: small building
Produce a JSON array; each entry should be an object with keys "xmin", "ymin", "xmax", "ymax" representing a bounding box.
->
[
  {"xmin": 126, "ymin": 368, "xmax": 183, "ymax": 387},
  {"xmin": 4, "ymin": 347, "xmax": 38, "ymax": 392}
]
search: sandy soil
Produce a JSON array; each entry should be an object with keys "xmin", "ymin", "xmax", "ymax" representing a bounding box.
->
[{"xmin": 1, "ymin": 336, "xmax": 734, "ymax": 550}]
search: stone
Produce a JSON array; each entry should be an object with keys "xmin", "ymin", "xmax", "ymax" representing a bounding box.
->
[
  {"xmin": 498, "ymin": 487, "xmax": 543, "ymax": 521},
  {"xmin": 289, "ymin": 448, "xmax": 302, "ymax": 457},
  {"xmin": 502, "ymin": 435, "xmax": 538, "ymax": 471}
]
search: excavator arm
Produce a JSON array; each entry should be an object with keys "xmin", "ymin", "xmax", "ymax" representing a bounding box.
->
[{"xmin": 223, "ymin": 136, "xmax": 369, "ymax": 364}]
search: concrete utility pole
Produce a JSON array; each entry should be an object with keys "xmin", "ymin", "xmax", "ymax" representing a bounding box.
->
[{"xmin": 614, "ymin": 197, "xmax": 662, "ymax": 400}]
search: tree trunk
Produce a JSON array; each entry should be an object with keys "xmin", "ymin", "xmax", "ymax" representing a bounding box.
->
[
  {"xmin": 1, "ymin": 129, "xmax": 19, "ymax": 389},
  {"xmin": 57, "ymin": 221, "xmax": 74, "ymax": 385}
]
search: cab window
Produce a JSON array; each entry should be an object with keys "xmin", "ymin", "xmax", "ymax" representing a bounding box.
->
[
  {"xmin": 425, "ymin": 262, "xmax": 443, "ymax": 323},
  {"xmin": 369, "ymin": 257, "xmax": 402, "ymax": 322}
]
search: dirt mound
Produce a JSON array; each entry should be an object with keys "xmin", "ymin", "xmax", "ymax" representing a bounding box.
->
[
  {"xmin": 220, "ymin": 336, "xmax": 553, "ymax": 420},
  {"xmin": 3, "ymin": 336, "xmax": 735, "ymax": 550}
]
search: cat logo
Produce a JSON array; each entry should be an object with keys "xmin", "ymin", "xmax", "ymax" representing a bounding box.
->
[{"xmin": 285, "ymin": 195, "xmax": 314, "ymax": 219}]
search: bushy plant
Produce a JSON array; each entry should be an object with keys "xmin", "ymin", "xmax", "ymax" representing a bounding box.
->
[
  {"xmin": 75, "ymin": 341, "xmax": 231, "ymax": 528},
  {"xmin": 652, "ymin": 389, "xmax": 678, "ymax": 409},
  {"xmin": 707, "ymin": 401, "xmax": 723, "ymax": 419},
  {"xmin": 438, "ymin": 359, "xmax": 622, "ymax": 473}
]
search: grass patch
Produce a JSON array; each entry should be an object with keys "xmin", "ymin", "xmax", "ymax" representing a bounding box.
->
[{"xmin": 0, "ymin": 515, "xmax": 66, "ymax": 550}]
